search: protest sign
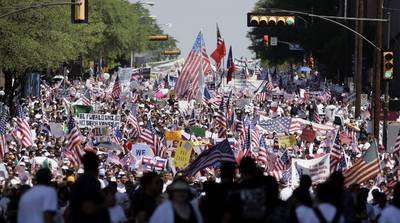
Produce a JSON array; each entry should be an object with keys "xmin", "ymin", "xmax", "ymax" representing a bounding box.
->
[
  {"xmin": 165, "ymin": 130, "xmax": 182, "ymax": 141},
  {"xmin": 191, "ymin": 126, "xmax": 206, "ymax": 137},
  {"xmin": 291, "ymin": 154, "xmax": 330, "ymax": 186},
  {"xmin": 174, "ymin": 141, "xmax": 193, "ymax": 169},
  {"xmin": 49, "ymin": 122, "xmax": 64, "ymax": 138},
  {"xmin": 278, "ymin": 135, "xmax": 296, "ymax": 148},
  {"xmin": 73, "ymin": 105, "xmax": 93, "ymax": 115},
  {"xmin": 92, "ymin": 127, "xmax": 111, "ymax": 143},
  {"xmin": 77, "ymin": 113, "xmax": 120, "ymax": 128},
  {"xmin": 131, "ymin": 143, "xmax": 154, "ymax": 160}
]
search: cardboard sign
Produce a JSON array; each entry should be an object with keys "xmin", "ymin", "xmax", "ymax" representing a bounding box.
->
[
  {"xmin": 165, "ymin": 131, "xmax": 182, "ymax": 141},
  {"xmin": 174, "ymin": 141, "xmax": 193, "ymax": 169},
  {"xmin": 291, "ymin": 154, "xmax": 330, "ymax": 186},
  {"xmin": 131, "ymin": 143, "xmax": 154, "ymax": 160},
  {"xmin": 92, "ymin": 127, "xmax": 111, "ymax": 143},
  {"xmin": 300, "ymin": 127, "xmax": 316, "ymax": 142},
  {"xmin": 49, "ymin": 122, "xmax": 64, "ymax": 138},
  {"xmin": 278, "ymin": 135, "xmax": 296, "ymax": 148},
  {"xmin": 77, "ymin": 113, "xmax": 120, "ymax": 128}
]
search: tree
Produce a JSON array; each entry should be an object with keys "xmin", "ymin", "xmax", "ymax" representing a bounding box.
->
[{"xmin": 0, "ymin": 0, "xmax": 176, "ymax": 103}]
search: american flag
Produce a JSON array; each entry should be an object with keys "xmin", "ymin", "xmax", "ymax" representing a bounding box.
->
[
  {"xmin": 142, "ymin": 156, "xmax": 154, "ymax": 172},
  {"xmin": 139, "ymin": 120, "xmax": 161, "ymax": 156},
  {"xmin": 107, "ymin": 152, "xmax": 122, "ymax": 166},
  {"xmin": 130, "ymin": 69, "xmax": 140, "ymax": 82},
  {"xmin": 236, "ymin": 118, "xmax": 246, "ymax": 143},
  {"xmin": 16, "ymin": 104, "xmax": 32, "ymax": 148},
  {"xmin": 154, "ymin": 157, "xmax": 167, "ymax": 171},
  {"xmin": 131, "ymin": 92, "xmax": 139, "ymax": 103},
  {"xmin": 189, "ymin": 109, "xmax": 196, "ymax": 126},
  {"xmin": 330, "ymin": 131, "xmax": 342, "ymax": 171},
  {"xmin": 183, "ymin": 139, "xmax": 235, "ymax": 176},
  {"xmin": 250, "ymin": 124, "xmax": 260, "ymax": 149},
  {"xmin": 128, "ymin": 104, "xmax": 140, "ymax": 137},
  {"xmin": 343, "ymin": 141, "xmax": 380, "ymax": 187},
  {"xmin": 255, "ymin": 92, "xmax": 268, "ymax": 102},
  {"xmin": 266, "ymin": 81, "xmax": 274, "ymax": 91},
  {"xmin": 215, "ymin": 98, "xmax": 227, "ymax": 138},
  {"xmin": 226, "ymin": 46, "xmax": 236, "ymax": 82},
  {"xmin": 66, "ymin": 116, "xmax": 84, "ymax": 166},
  {"xmin": 111, "ymin": 75, "xmax": 121, "ymax": 99},
  {"xmin": 259, "ymin": 117, "xmax": 292, "ymax": 134},
  {"xmin": 393, "ymin": 128, "xmax": 400, "ymax": 155},
  {"xmin": 314, "ymin": 110, "xmax": 321, "ymax": 124},
  {"xmin": 175, "ymin": 32, "xmax": 211, "ymax": 100},
  {"xmin": 112, "ymin": 128, "xmax": 122, "ymax": 146},
  {"xmin": 81, "ymin": 88, "xmax": 91, "ymax": 106},
  {"xmin": 0, "ymin": 112, "xmax": 8, "ymax": 160}
]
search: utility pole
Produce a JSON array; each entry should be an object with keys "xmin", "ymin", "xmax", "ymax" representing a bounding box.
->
[
  {"xmin": 355, "ymin": 0, "xmax": 364, "ymax": 118},
  {"xmin": 374, "ymin": 0, "xmax": 383, "ymax": 142}
]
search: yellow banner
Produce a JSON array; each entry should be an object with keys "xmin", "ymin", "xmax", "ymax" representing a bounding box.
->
[
  {"xmin": 278, "ymin": 135, "xmax": 296, "ymax": 148},
  {"xmin": 174, "ymin": 141, "xmax": 193, "ymax": 169},
  {"xmin": 165, "ymin": 131, "xmax": 182, "ymax": 141}
]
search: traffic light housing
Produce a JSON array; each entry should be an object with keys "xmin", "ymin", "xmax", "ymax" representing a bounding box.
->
[
  {"xmin": 383, "ymin": 51, "xmax": 394, "ymax": 80},
  {"xmin": 263, "ymin": 35, "xmax": 269, "ymax": 46},
  {"xmin": 247, "ymin": 13, "xmax": 295, "ymax": 27},
  {"xmin": 162, "ymin": 49, "xmax": 181, "ymax": 55},
  {"xmin": 308, "ymin": 56, "xmax": 315, "ymax": 68},
  {"xmin": 71, "ymin": 0, "xmax": 88, "ymax": 24},
  {"xmin": 148, "ymin": 35, "xmax": 169, "ymax": 41}
]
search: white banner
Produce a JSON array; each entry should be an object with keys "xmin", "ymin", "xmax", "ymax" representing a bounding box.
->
[
  {"xmin": 291, "ymin": 154, "xmax": 330, "ymax": 186},
  {"xmin": 77, "ymin": 113, "xmax": 121, "ymax": 128}
]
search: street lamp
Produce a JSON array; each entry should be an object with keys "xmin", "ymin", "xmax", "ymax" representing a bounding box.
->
[{"xmin": 135, "ymin": 1, "xmax": 155, "ymax": 6}]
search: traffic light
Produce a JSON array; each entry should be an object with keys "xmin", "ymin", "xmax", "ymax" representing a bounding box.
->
[
  {"xmin": 383, "ymin": 51, "xmax": 394, "ymax": 80},
  {"xmin": 308, "ymin": 56, "xmax": 315, "ymax": 68},
  {"xmin": 148, "ymin": 35, "xmax": 169, "ymax": 41},
  {"xmin": 247, "ymin": 13, "xmax": 295, "ymax": 27},
  {"xmin": 263, "ymin": 35, "xmax": 269, "ymax": 46},
  {"xmin": 71, "ymin": 0, "xmax": 88, "ymax": 24},
  {"xmin": 162, "ymin": 49, "xmax": 181, "ymax": 55}
]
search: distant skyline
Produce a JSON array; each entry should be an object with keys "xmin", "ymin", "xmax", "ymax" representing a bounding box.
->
[{"xmin": 130, "ymin": 0, "xmax": 258, "ymax": 59}]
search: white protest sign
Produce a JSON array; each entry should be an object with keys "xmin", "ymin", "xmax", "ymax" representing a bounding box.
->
[
  {"xmin": 291, "ymin": 154, "xmax": 330, "ymax": 186},
  {"xmin": 77, "ymin": 113, "xmax": 121, "ymax": 128},
  {"xmin": 131, "ymin": 143, "xmax": 154, "ymax": 160},
  {"xmin": 49, "ymin": 122, "xmax": 64, "ymax": 138}
]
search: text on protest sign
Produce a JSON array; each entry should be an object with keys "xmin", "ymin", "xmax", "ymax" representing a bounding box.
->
[
  {"xmin": 77, "ymin": 113, "xmax": 121, "ymax": 128},
  {"xmin": 174, "ymin": 141, "xmax": 193, "ymax": 169},
  {"xmin": 291, "ymin": 154, "xmax": 330, "ymax": 186}
]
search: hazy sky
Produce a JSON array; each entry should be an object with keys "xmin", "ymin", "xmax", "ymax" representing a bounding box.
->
[{"xmin": 131, "ymin": 0, "xmax": 258, "ymax": 59}]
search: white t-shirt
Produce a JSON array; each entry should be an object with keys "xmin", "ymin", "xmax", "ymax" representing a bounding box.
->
[
  {"xmin": 379, "ymin": 205, "xmax": 400, "ymax": 223},
  {"xmin": 109, "ymin": 205, "xmax": 127, "ymax": 223},
  {"xmin": 295, "ymin": 203, "xmax": 345, "ymax": 223},
  {"xmin": 17, "ymin": 185, "xmax": 58, "ymax": 223}
]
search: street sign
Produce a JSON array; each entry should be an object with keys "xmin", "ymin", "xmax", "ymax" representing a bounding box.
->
[
  {"xmin": 361, "ymin": 94, "xmax": 368, "ymax": 106},
  {"xmin": 270, "ymin": 37, "xmax": 278, "ymax": 46},
  {"xmin": 289, "ymin": 43, "xmax": 304, "ymax": 51}
]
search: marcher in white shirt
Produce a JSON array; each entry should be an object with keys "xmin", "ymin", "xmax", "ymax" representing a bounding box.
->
[
  {"xmin": 379, "ymin": 183, "xmax": 400, "ymax": 223},
  {"xmin": 296, "ymin": 182, "xmax": 345, "ymax": 223},
  {"xmin": 17, "ymin": 168, "xmax": 58, "ymax": 223}
]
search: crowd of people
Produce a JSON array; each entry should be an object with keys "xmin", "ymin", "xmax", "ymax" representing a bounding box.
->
[{"xmin": 0, "ymin": 66, "xmax": 399, "ymax": 223}]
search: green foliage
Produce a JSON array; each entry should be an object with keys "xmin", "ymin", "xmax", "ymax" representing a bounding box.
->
[
  {"xmin": 248, "ymin": 0, "xmax": 353, "ymax": 78},
  {"xmin": 0, "ymin": 0, "xmax": 176, "ymax": 74}
]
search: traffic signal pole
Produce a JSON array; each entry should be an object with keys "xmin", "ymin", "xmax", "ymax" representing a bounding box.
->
[
  {"xmin": 374, "ymin": 0, "xmax": 383, "ymax": 143},
  {"xmin": 355, "ymin": 0, "xmax": 364, "ymax": 118},
  {"xmin": 383, "ymin": 12, "xmax": 391, "ymax": 150},
  {"xmin": 0, "ymin": 1, "xmax": 81, "ymax": 19}
]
